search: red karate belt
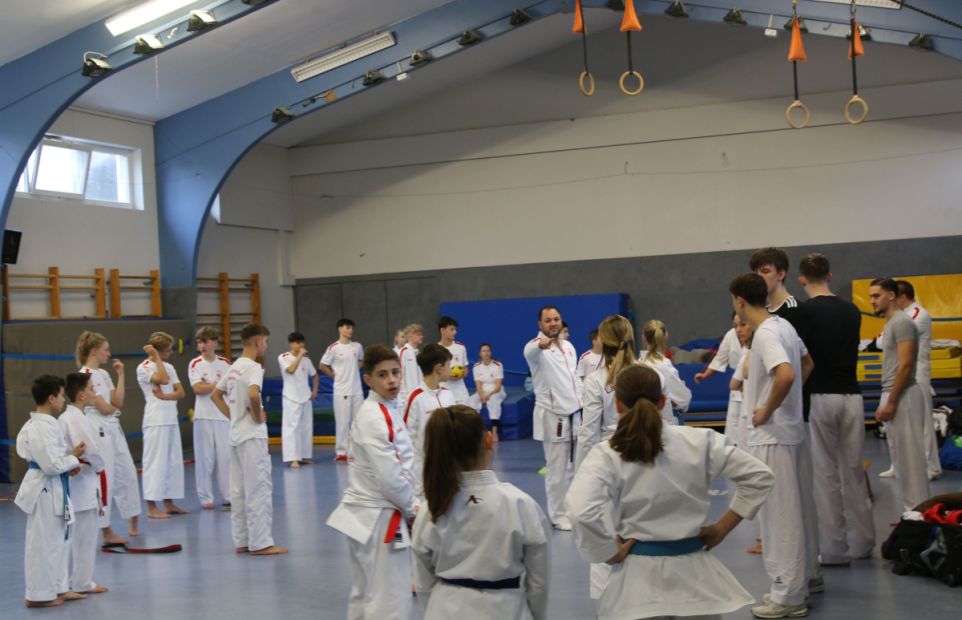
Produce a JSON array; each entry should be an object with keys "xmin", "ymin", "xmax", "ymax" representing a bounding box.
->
[
  {"xmin": 79, "ymin": 459, "xmax": 108, "ymax": 514},
  {"xmin": 384, "ymin": 510, "xmax": 403, "ymax": 544}
]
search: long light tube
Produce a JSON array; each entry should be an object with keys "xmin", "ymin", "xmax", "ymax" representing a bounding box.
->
[
  {"xmin": 291, "ymin": 32, "xmax": 396, "ymax": 83},
  {"xmin": 105, "ymin": 0, "xmax": 197, "ymax": 36}
]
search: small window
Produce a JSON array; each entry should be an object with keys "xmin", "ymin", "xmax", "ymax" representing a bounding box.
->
[
  {"xmin": 86, "ymin": 150, "xmax": 131, "ymax": 204},
  {"xmin": 34, "ymin": 143, "xmax": 89, "ymax": 196}
]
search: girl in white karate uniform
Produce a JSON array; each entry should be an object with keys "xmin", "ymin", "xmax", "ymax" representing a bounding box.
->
[
  {"xmin": 412, "ymin": 405, "xmax": 550, "ymax": 620},
  {"xmin": 566, "ymin": 365, "xmax": 775, "ymax": 620},
  {"xmin": 466, "ymin": 344, "xmax": 507, "ymax": 439},
  {"xmin": 638, "ymin": 320, "xmax": 691, "ymax": 425}
]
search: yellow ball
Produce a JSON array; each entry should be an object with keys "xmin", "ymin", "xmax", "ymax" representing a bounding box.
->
[{"xmin": 450, "ymin": 365, "xmax": 465, "ymax": 379}]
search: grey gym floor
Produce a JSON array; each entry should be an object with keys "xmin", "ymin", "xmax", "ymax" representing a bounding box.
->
[{"xmin": 1, "ymin": 434, "xmax": 959, "ymax": 619}]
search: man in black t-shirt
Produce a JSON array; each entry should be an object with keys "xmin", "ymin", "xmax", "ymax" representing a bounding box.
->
[{"xmin": 797, "ymin": 253, "xmax": 875, "ymax": 566}]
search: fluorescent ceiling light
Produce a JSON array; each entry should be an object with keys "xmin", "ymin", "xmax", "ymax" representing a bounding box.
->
[
  {"xmin": 291, "ymin": 31, "xmax": 396, "ymax": 83},
  {"xmin": 814, "ymin": 0, "xmax": 900, "ymax": 8},
  {"xmin": 106, "ymin": 0, "xmax": 197, "ymax": 36}
]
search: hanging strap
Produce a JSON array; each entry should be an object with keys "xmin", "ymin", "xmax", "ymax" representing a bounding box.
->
[
  {"xmin": 619, "ymin": 0, "xmax": 644, "ymax": 96},
  {"xmin": 573, "ymin": 0, "xmax": 594, "ymax": 96},
  {"xmin": 785, "ymin": 2, "xmax": 810, "ymax": 129},
  {"xmin": 845, "ymin": 1, "xmax": 869, "ymax": 124}
]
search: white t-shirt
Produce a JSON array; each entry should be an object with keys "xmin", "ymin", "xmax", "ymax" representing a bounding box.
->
[
  {"xmin": 278, "ymin": 351, "xmax": 317, "ymax": 403},
  {"xmin": 80, "ymin": 366, "xmax": 117, "ymax": 418},
  {"xmin": 439, "ymin": 341, "xmax": 470, "ymax": 401},
  {"xmin": 189, "ymin": 355, "xmax": 232, "ymax": 422},
  {"xmin": 320, "ymin": 341, "xmax": 364, "ymax": 396},
  {"xmin": 217, "ymin": 357, "xmax": 266, "ymax": 446},
  {"xmin": 708, "ymin": 328, "xmax": 744, "ymax": 373},
  {"xmin": 137, "ymin": 360, "xmax": 181, "ymax": 427},
  {"xmin": 576, "ymin": 350, "xmax": 603, "ymax": 379},
  {"xmin": 744, "ymin": 316, "xmax": 808, "ymax": 447},
  {"xmin": 472, "ymin": 360, "xmax": 505, "ymax": 395}
]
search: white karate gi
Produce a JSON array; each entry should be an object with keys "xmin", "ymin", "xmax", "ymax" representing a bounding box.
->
[
  {"xmin": 15, "ymin": 413, "xmax": 80, "ymax": 602},
  {"xmin": 137, "ymin": 359, "xmax": 184, "ymax": 501},
  {"xmin": 708, "ymin": 329, "xmax": 745, "ymax": 445},
  {"xmin": 278, "ymin": 351, "xmax": 317, "ymax": 463},
  {"xmin": 398, "ymin": 343, "xmax": 423, "ymax": 414},
  {"xmin": 467, "ymin": 361, "xmax": 507, "ymax": 422},
  {"xmin": 439, "ymin": 341, "xmax": 471, "ymax": 404},
  {"xmin": 81, "ymin": 365, "xmax": 140, "ymax": 526},
  {"xmin": 320, "ymin": 340, "xmax": 365, "ymax": 457},
  {"xmin": 523, "ymin": 333, "xmax": 582, "ymax": 526},
  {"xmin": 577, "ymin": 350, "xmax": 603, "ymax": 380},
  {"xmin": 566, "ymin": 426, "xmax": 774, "ymax": 620},
  {"xmin": 327, "ymin": 392, "xmax": 418, "ymax": 620},
  {"xmin": 58, "ymin": 405, "xmax": 105, "ymax": 593},
  {"xmin": 639, "ymin": 353, "xmax": 691, "ymax": 425},
  {"xmin": 189, "ymin": 354, "xmax": 232, "ymax": 505},
  {"xmin": 218, "ymin": 357, "xmax": 274, "ymax": 551},
  {"xmin": 412, "ymin": 470, "xmax": 550, "ymax": 620},
  {"xmin": 403, "ymin": 383, "xmax": 455, "ymax": 496}
]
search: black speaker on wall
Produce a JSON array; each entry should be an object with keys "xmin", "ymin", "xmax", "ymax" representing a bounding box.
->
[{"xmin": 3, "ymin": 229, "xmax": 22, "ymax": 265}]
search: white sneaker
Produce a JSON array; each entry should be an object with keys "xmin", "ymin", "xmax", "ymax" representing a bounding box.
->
[
  {"xmin": 879, "ymin": 467, "xmax": 895, "ymax": 478},
  {"xmin": 752, "ymin": 600, "xmax": 809, "ymax": 618},
  {"xmin": 552, "ymin": 518, "xmax": 572, "ymax": 531},
  {"xmin": 763, "ymin": 593, "xmax": 811, "ymax": 607},
  {"xmin": 928, "ymin": 471, "xmax": 941, "ymax": 481}
]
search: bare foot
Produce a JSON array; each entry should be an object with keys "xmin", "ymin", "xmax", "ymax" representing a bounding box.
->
[
  {"xmin": 747, "ymin": 543, "xmax": 763, "ymax": 554},
  {"xmin": 102, "ymin": 529, "xmax": 127, "ymax": 545},
  {"xmin": 128, "ymin": 517, "xmax": 140, "ymax": 536},
  {"xmin": 164, "ymin": 502, "xmax": 188, "ymax": 515},
  {"xmin": 250, "ymin": 545, "xmax": 288, "ymax": 556},
  {"xmin": 60, "ymin": 592, "xmax": 87, "ymax": 601},
  {"xmin": 201, "ymin": 503, "xmax": 216, "ymax": 510},
  {"xmin": 290, "ymin": 461, "xmax": 300, "ymax": 469},
  {"xmin": 147, "ymin": 508, "xmax": 171, "ymax": 519},
  {"xmin": 491, "ymin": 432, "xmax": 499, "ymax": 443},
  {"xmin": 84, "ymin": 586, "xmax": 109, "ymax": 594},
  {"xmin": 25, "ymin": 598, "xmax": 64, "ymax": 608},
  {"xmin": 235, "ymin": 547, "xmax": 250, "ymax": 554}
]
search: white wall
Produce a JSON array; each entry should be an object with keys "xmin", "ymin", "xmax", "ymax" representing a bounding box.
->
[{"xmin": 5, "ymin": 107, "xmax": 159, "ymax": 318}]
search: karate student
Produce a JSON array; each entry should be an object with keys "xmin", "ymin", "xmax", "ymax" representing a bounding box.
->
[
  {"xmin": 319, "ymin": 318, "xmax": 365, "ymax": 462},
  {"xmin": 895, "ymin": 280, "xmax": 941, "ymax": 480},
  {"xmin": 566, "ymin": 364, "xmax": 775, "ymax": 620},
  {"xmin": 730, "ymin": 273, "xmax": 816, "ymax": 618},
  {"xmin": 211, "ymin": 323, "xmax": 287, "ymax": 556},
  {"xmin": 523, "ymin": 305, "xmax": 582, "ymax": 531},
  {"xmin": 403, "ymin": 344, "xmax": 456, "ymax": 496},
  {"xmin": 467, "ymin": 344, "xmax": 507, "ymax": 440},
  {"xmin": 278, "ymin": 332, "xmax": 319, "ymax": 468},
  {"xmin": 869, "ymin": 278, "xmax": 930, "ymax": 512},
  {"xmin": 326, "ymin": 345, "xmax": 418, "ymax": 619},
  {"xmin": 59, "ymin": 373, "xmax": 108, "ymax": 596},
  {"xmin": 438, "ymin": 316, "xmax": 470, "ymax": 404},
  {"xmin": 137, "ymin": 332, "xmax": 187, "ymax": 519},
  {"xmin": 797, "ymin": 254, "xmax": 875, "ymax": 565},
  {"xmin": 188, "ymin": 327, "xmax": 232, "ymax": 509},
  {"xmin": 576, "ymin": 330, "xmax": 603, "ymax": 381},
  {"xmin": 76, "ymin": 331, "xmax": 140, "ymax": 542},
  {"xmin": 573, "ymin": 315, "xmax": 638, "ymax": 602},
  {"xmin": 412, "ymin": 405, "xmax": 550, "ymax": 619},
  {"xmin": 392, "ymin": 329, "xmax": 406, "ymax": 355},
  {"xmin": 638, "ymin": 320, "xmax": 691, "ymax": 425},
  {"xmin": 398, "ymin": 323, "xmax": 425, "ymax": 413},
  {"xmin": 15, "ymin": 375, "xmax": 85, "ymax": 608},
  {"xmin": 697, "ymin": 314, "xmax": 750, "ymax": 446}
]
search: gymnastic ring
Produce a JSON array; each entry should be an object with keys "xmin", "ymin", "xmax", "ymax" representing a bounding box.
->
[
  {"xmin": 785, "ymin": 99, "xmax": 810, "ymax": 129},
  {"xmin": 579, "ymin": 71, "xmax": 596, "ymax": 97},
  {"xmin": 619, "ymin": 70, "xmax": 644, "ymax": 96},
  {"xmin": 844, "ymin": 95, "xmax": 869, "ymax": 125}
]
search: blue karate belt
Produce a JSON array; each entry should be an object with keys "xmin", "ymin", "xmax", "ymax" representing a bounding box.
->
[
  {"xmin": 628, "ymin": 537, "xmax": 705, "ymax": 556},
  {"xmin": 440, "ymin": 576, "xmax": 521, "ymax": 590},
  {"xmin": 28, "ymin": 462, "xmax": 71, "ymax": 540}
]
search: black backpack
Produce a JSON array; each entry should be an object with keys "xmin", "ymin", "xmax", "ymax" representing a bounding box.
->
[{"xmin": 882, "ymin": 499, "xmax": 962, "ymax": 587}]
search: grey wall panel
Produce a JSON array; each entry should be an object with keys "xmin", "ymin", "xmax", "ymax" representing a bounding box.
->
[
  {"xmin": 294, "ymin": 283, "xmax": 342, "ymax": 351},
  {"xmin": 385, "ymin": 277, "xmax": 439, "ymax": 346},
  {"xmin": 341, "ymin": 281, "xmax": 390, "ymax": 347}
]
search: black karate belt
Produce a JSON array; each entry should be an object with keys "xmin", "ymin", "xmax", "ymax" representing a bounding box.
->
[
  {"xmin": 571, "ymin": 409, "xmax": 583, "ymax": 464},
  {"xmin": 440, "ymin": 576, "xmax": 521, "ymax": 590},
  {"xmin": 101, "ymin": 542, "xmax": 183, "ymax": 554}
]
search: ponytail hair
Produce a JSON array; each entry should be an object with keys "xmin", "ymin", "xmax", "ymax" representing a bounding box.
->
[
  {"xmin": 598, "ymin": 315, "xmax": 637, "ymax": 387},
  {"xmin": 609, "ymin": 365, "xmax": 664, "ymax": 464},
  {"xmin": 422, "ymin": 405, "xmax": 486, "ymax": 522},
  {"xmin": 643, "ymin": 319, "xmax": 668, "ymax": 362},
  {"xmin": 76, "ymin": 331, "xmax": 107, "ymax": 366}
]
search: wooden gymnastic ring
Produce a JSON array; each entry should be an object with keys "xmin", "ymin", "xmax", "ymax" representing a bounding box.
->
[
  {"xmin": 619, "ymin": 70, "xmax": 644, "ymax": 96},
  {"xmin": 579, "ymin": 71, "xmax": 596, "ymax": 97},
  {"xmin": 844, "ymin": 95, "xmax": 869, "ymax": 125},
  {"xmin": 785, "ymin": 99, "xmax": 810, "ymax": 129}
]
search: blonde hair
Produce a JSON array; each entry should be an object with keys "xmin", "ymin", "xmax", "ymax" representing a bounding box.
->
[
  {"xmin": 598, "ymin": 315, "xmax": 637, "ymax": 386},
  {"xmin": 643, "ymin": 319, "xmax": 668, "ymax": 362},
  {"xmin": 148, "ymin": 331, "xmax": 175, "ymax": 351},
  {"xmin": 76, "ymin": 331, "xmax": 107, "ymax": 366},
  {"xmin": 404, "ymin": 323, "xmax": 423, "ymax": 337},
  {"xmin": 610, "ymin": 365, "xmax": 664, "ymax": 464}
]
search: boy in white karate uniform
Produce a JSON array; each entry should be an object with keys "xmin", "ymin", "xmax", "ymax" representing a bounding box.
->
[
  {"xmin": 730, "ymin": 273, "xmax": 816, "ymax": 619},
  {"xmin": 403, "ymin": 344, "xmax": 455, "ymax": 496},
  {"xmin": 327, "ymin": 345, "xmax": 418, "ymax": 619},
  {"xmin": 76, "ymin": 331, "xmax": 140, "ymax": 542},
  {"xmin": 16, "ymin": 375, "xmax": 85, "ymax": 608},
  {"xmin": 319, "ymin": 318, "xmax": 365, "ymax": 462},
  {"xmin": 137, "ymin": 332, "xmax": 187, "ymax": 519},
  {"xmin": 438, "ymin": 316, "xmax": 470, "ymax": 404},
  {"xmin": 278, "ymin": 332, "xmax": 319, "ymax": 468},
  {"xmin": 576, "ymin": 330, "xmax": 603, "ymax": 381},
  {"xmin": 467, "ymin": 344, "xmax": 507, "ymax": 440},
  {"xmin": 188, "ymin": 327, "xmax": 232, "ymax": 509},
  {"xmin": 212, "ymin": 323, "xmax": 288, "ymax": 556},
  {"xmin": 398, "ymin": 323, "xmax": 424, "ymax": 413},
  {"xmin": 695, "ymin": 314, "xmax": 748, "ymax": 446},
  {"xmin": 59, "ymin": 373, "xmax": 109, "ymax": 596},
  {"xmin": 413, "ymin": 405, "xmax": 550, "ymax": 619}
]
